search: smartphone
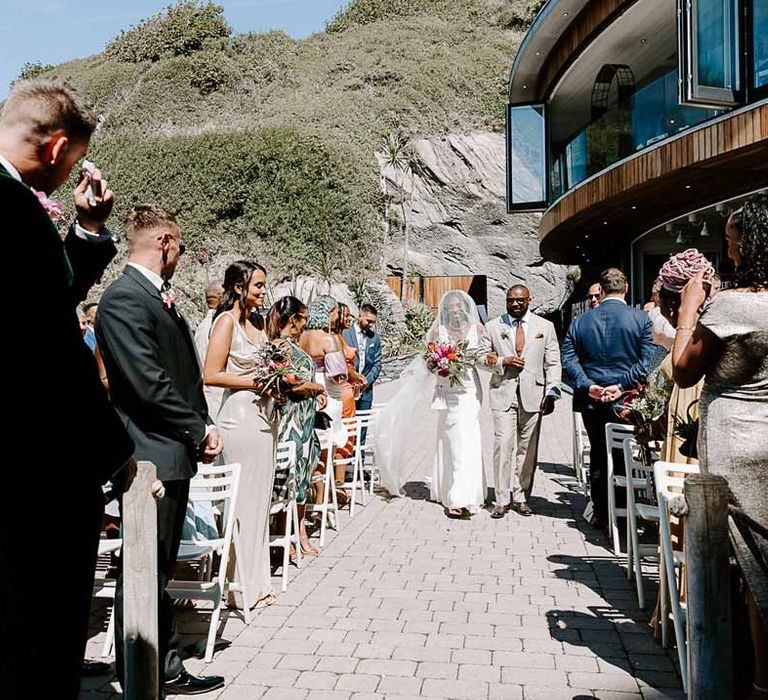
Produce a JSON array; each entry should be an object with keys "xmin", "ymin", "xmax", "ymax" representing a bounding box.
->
[{"xmin": 82, "ymin": 159, "xmax": 99, "ymax": 206}]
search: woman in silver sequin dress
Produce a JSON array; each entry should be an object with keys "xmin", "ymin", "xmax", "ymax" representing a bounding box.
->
[{"xmin": 673, "ymin": 194, "xmax": 767, "ymax": 698}]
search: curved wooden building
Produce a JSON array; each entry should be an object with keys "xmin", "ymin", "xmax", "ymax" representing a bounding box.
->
[{"xmin": 506, "ymin": 0, "xmax": 768, "ymax": 303}]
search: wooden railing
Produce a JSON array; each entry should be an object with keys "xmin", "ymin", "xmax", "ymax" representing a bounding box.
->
[{"xmin": 122, "ymin": 461, "xmax": 160, "ymax": 700}]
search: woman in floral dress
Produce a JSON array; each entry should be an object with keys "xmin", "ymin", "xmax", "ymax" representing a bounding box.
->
[{"xmin": 266, "ymin": 296, "xmax": 327, "ymax": 556}]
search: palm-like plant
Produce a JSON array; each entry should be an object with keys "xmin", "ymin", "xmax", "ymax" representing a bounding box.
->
[{"xmin": 379, "ymin": 131, "xmax": 413, "ymax": 300}]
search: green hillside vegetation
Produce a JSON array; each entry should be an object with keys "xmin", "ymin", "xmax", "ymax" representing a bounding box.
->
[{"xmin": 16, "ymin": 0, "xmax": 537, "ymax": 305}]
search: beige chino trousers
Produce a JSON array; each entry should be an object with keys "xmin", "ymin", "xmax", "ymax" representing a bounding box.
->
[{"xmin": 492, "ymin": 403, "xmax": 541, "ymax": 506}]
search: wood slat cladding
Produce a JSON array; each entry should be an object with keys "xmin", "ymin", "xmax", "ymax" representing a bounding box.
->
[
  {"xmin": 540, "ymin": 104, "xmax": 768, "ymax": 263},
  {"xmin": 534, "ymin": 0, "xmax": 631, "ymax": 97}
]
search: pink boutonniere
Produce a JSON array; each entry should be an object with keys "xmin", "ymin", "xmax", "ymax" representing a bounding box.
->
[
  {"xmin": 31, "ymin": 188, "xmax": 65, "ymax": 222},
  {"xmin": 161, "ymin": 283, "xmax": 177, "ymax": 309}
]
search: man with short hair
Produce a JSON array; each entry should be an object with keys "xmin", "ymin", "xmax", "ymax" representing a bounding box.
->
[
  {"xmin": 97, "ymin": 204, "xmax": 224, "ymax": 695},
  {"xmin": 0, "ymin": 77, "xmax": 135, "ymax": 698},
  {"xmin": 480, "ymin": 285, "xmax": 562, "ymax": 517},
  {"xmin": 586, "ymin": 282, "xmax": 602, "ymax": 309},
  {"xmin": 343, "ymin": 303, "xmax": 382, "ymax": 442},
  {"xmin": 82, "ymin": 301, "xmax": 98, "ymax": 351},
  {"xmin": 562, "ymin": 267, "xmax": 654, "ymax": 529},
  {"xmin": 194, "ymin": 280, "xmax": 225, "ymax": 417}
]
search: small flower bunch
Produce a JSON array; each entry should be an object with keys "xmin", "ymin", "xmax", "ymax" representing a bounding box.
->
[
  {"xmin": 424, "ymin": 339, "xmax": 475, "ymax": 387},
  {"xmin": 31, "ymin": 188, "xmax": 65, "ymax": 222},
  {"xmin": 613, "ymin": 374, "xmax": 671, "ymax": 429},
  {"xmin": 252, "ymin": 342, "xmax": 302, "ymax": 396}
]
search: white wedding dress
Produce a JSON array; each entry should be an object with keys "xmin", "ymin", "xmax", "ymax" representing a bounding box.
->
[
  {"xmin": 373, "ymin": 290, "xmax": 486, "ymax": 513},
  {"xmin": 430, "ymin": 324, "xmax": 485, "ymax": 512}
]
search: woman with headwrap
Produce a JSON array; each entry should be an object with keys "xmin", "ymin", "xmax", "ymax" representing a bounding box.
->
[
  {"xmin": 673, "ymin": 194, "xmax": 767, "ymax": 695},
  {"xmin": 301, "ymin": 296, "xmax": 351, "ymax": 511}
]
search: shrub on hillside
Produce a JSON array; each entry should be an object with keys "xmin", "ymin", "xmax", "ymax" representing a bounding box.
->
[
  {"xmin": 88, "ymin": 126, "xmax": 382, "ymax": 273},
  {"xmin": 11, "ymin": 61, "xmax": 55, "ymax": 86},
  {"xmin": 399, "ymin": 302, "xmax": 434, "ymax": 350},
  {"xmin": 104, "ymin": 1, "xmax": 231, "ymax": 63},
  {"xmin": 188, "ymin": 51, "xmax": 238, "ymax": 94},
  {"xmin": 326, "ymin": 0, "xmax": 442, "ymax": 33}
]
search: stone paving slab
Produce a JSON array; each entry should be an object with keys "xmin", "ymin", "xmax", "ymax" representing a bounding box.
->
[{"xmin": 79, "ymin": 381, "xmax": 682, "ymax": 699}]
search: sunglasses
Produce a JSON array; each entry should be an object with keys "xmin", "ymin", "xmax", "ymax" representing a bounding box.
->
[{"xmin": 587, "ymin": 293, "xmax": 600, "ymax": 299}]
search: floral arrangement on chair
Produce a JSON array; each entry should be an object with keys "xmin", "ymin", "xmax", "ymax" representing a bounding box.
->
[{"xmin": 424, "ymin": 339, "xmax": 476, "ymax": 387}]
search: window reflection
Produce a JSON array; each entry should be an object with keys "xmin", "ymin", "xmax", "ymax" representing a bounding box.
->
[
  {"xmin": 507, "ymin": 105, "xmax": 546, "ymax": 208},
  {"xmin": 696, "ymin": 0, "xmax": 740, "ymax": 90},
  {"xmin": 754, "ymin": 0, "xmax": 768, "ymax": 88}
]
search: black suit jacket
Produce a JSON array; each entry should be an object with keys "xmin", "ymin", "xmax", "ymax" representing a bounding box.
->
[
  {"xmin": 562, "ymin": 298, "xmax": 654, "ymax": 412},
  {"xmin": 96, "ymin": 266, "xmax": 210, "ymax": 481},
  {"xmin": 1, "ymin": 162, "xmax": 134, "ymax": 484}
]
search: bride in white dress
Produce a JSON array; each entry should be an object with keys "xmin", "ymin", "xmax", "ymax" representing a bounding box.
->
[{"xmin": 374, "ymin": 290, "xmax": 486, "ymax": 517}]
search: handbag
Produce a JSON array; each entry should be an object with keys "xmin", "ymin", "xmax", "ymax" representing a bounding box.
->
[
  {"xmin": 674, "ymin": 399, "xmax": 699, "ymax": 459},
  {"xmin": 314, "ymin": 411, "xmax": 333, "ymax": 430},
  {"xmin": 323, "ymin": 350, "xmax": 348, "ymax": 380}
]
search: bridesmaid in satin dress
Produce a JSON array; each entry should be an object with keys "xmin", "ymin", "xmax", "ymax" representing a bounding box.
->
[{"xmin": 203, "ymin": 260, "xmax": 277, "ymax": 609}]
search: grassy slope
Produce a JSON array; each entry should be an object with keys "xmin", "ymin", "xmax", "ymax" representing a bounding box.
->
[{"xmin": 35, "ymin": 0, "xmax": 531, "ymax": 306}]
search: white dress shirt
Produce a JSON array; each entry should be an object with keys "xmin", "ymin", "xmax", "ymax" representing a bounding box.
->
[{"xmin": 354, "ymin": 322, "xmax": 368, "ymax": 372}]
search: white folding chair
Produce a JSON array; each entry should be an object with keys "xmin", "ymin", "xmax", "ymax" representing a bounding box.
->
[
  {"xmin": 166, "ymin": 462, "xmax": 251, "ymax": 662},
  {"xmin": 654, "ymin": 460, "xmax": 700, "ymax": 693},
  {"xmin": 335, "ymin": 417, "xmax": 362, "ymax": 517},
  {"xmin": 622, "ymin": 439, "xmax": 659, "ymax": 608},
  {"xmin": 269, "ymin": 442, "xmax": 301, "ymax": 592},
  {"xmin": 605, "ymin": 422, "xmax": 636, "ymax": 554},
  {"xmin": 306, "ymin": 429, "xmax": 340, "ymax": 547},
  {"xmin": 360, "ymin": 405, "xmax": 385, "ymax": 496},
  {"xmin": 93, "ymin": 539, "xmax": 122, "ymax": 658},
  {"xmin": 572, "ymin": 412, "xmax": 591, "ymax": 496}
]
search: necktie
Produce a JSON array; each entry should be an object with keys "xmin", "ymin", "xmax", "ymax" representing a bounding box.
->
[{"xmin": 515, "ymin": 319, "xmax": 525, "ymax": 356}]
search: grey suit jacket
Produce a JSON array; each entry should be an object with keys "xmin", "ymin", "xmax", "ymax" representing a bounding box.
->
[{"xmin": 478, "ymin": 313, "xmax": 562, "ymax": 413}]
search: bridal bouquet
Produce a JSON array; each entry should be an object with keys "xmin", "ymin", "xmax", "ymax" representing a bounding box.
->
[
  {"xmin": 252, "ymin": 342, "xmax": 302, "ymax": 396},
  {"xmin": 424, "ymin": 339, "xmax": 476, "ymax": 387}
]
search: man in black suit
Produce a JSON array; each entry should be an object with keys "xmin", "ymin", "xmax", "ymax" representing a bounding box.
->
[
  {"xmin": 96, "ymin": 204, "xmax": 225, "ymax": 695},
  {"xmin": 343, "ymin": 303, "xmax": 383, "ymax": 443},
  {"xmin": 0, "ymin": 78, "xmax": 135, "ymax": 699},
  {"xmin": 562, "ymin": 268, "xmax": 654, "ymax": 529}
]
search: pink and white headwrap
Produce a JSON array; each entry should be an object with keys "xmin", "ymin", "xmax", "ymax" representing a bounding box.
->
[{"xmin": 659, "ymin": 248, "xmax": 717, "ymax": 293}]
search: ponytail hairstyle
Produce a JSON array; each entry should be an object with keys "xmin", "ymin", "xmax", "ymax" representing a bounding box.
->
[
  {"xmin": 215, "ymin": 260, "xmax": 267, "ymax": 325},
  {"xmin": 730, "ymin": 193, "xmax": 768, "ymax": 290},
  {"xmin": 266, "ymin": 296, "xmax": 306, "ymax": 341}
]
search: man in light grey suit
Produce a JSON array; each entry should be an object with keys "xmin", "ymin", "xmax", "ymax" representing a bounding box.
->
[{"xmin": 479, "ymin": 285, "xmax": 562, "ymax": 517}]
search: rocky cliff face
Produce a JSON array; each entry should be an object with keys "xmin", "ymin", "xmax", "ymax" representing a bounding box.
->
[{"xmin": 379, "ymin": 132, "xmax": 572, "ymax": 317}]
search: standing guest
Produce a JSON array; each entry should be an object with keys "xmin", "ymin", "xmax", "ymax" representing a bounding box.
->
[
  {"xmin": 194, "ymin": 280, "xmax": 225, "ymax": 417},
  {"xmin": 343, "ymin": 303, "xmax": 382, "ymax": 444},
  {"xmin": 267, "ymin": 296, "xmax": 328, "ymax": 556},
  {"xmin": 333, "ymin": 302, "xmax": 367, "ymax": 468},
  {"xmin": 204, "ymin": 261, "xmax": 277, "ymax": 609},
  {"xmin": 673, "ymin": 195, "xmax": 768, "ymax": 696},
  {"xmin": 0, "ymin": 77, "xmax": 136, "ymax": 700},
  {"xmin": 301, "ymin": 296, "xmax": 349, "ymax": 511},
  {"xmin": 586, "ymin": 282, "xmax": 602, "ymax": 309},
  {"xmin": 97, "ymin": 204, "xmax": 224, "ymax": 695},
  {"xmin": 82, "ymin": 302, "xmax": 98, "ymax": 351},
  {"xmin": 479, "ymin": 285, "xmax": 562, "ymax": 518},
  {"xmin": 562, "ymin": 268, "xmax": 654, "ymax": 530}
]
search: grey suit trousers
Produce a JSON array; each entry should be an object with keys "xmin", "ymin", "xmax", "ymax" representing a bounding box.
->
[{"xmin": 492, "ymin": 403, "xmax": 541, "ymax": 505}]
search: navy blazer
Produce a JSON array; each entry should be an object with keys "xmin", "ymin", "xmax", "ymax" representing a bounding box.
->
[
  {"xmin": 562, "ymin": 298, "xmax": 654, "ymax": 412},
  {"xmin": 342, "ymin": 326, "xmax": 382, "ymax": 404}
]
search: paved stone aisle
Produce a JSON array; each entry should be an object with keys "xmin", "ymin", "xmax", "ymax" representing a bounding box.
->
[{"xmin": 82, "ymin": 390, "xmax": 683, "ymax": 700}]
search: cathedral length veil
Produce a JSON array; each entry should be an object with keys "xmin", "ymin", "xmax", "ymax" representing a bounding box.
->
[{"xmin": 372, "ymin": 290, "xmax": 484, "ymax": 496}]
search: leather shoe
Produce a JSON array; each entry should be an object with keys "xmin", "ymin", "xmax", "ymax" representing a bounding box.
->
[
  {"xmin": 164, "ymin": 670, "xmax": 224, "ymax": 695},
  {"xmin": 81, "ymin": 660, "xmax": 112, "ymax": 677},
  {"xmin": 490, "ymin": 505, "xmax": 507, "ymax": 519},
  {"xmin": 511, "ymin": 502, "xmax": 533, "ymax": 517}
]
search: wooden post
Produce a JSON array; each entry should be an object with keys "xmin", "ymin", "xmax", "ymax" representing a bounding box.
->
[
  {"xmin": 122, "ymin": 461, "xmax": 160, "ymax": 700},
  {"xmin": 685, "ymin": 473, "xmax": 733, "ymax": 699}
]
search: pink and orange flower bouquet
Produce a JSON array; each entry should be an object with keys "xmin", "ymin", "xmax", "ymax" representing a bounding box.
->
[{"xmin": 424, "ymin": 339, "xmax": 476, "ymax": 387}]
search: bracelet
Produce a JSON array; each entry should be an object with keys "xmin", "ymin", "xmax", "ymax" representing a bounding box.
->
[{"xmin": 677, "ymin": 326, "xmax": 696, "ymax": 331}]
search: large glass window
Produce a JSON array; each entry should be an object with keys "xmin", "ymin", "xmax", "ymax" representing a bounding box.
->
[
  {"xmin": 679, "ymin": 0, "xmax": 741, "ymax": 106},
  {"xmin": 754, "ymin": 0, "xmax": 768, "ymax": 89},
  {"xmin": 506, "ymin": 104, "xmax": 547, "ymax": 211}
]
